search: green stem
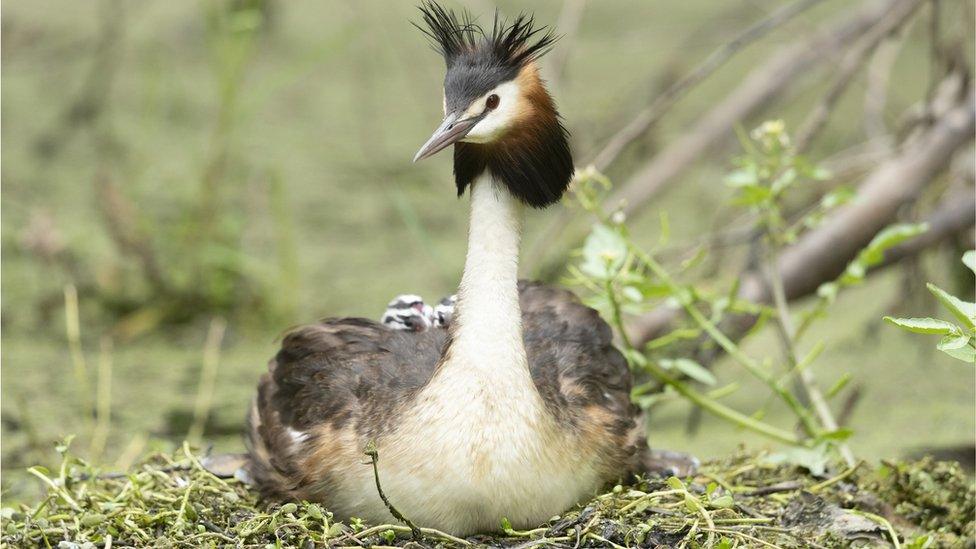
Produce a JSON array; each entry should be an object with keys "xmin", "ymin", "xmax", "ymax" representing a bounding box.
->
[
  {"xmin": 631, "ymin": 246, "xmax": 820, "ymax": 437},
  {"xmin": 643, "ymin": 361, "xmax": 801, "ymax": 445},
  {"xmin": 603, "ymin": 266, "xmax": 800, "ymax": 444},
  {"xmin": 765, "ymin": 236, "xmax": 855, "ymax": 465},
  {"xmin": 605, "ymin": 279, "xmax": 635, "ymax": 351}
]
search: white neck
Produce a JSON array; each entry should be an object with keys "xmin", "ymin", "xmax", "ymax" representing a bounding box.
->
[{"xmin": 440, "ymin": 174, "xmax": 529, "ymax": 380}]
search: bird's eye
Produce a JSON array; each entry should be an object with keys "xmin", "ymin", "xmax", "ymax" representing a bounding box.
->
[{"xmin": 486, "ymin": 94, "xmax": 500, "ymax": 110}]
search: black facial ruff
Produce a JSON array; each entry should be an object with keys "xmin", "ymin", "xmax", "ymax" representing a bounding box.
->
[{"xmin": 416, "ymin": 1, "xmax": 573, "ymax": 209}]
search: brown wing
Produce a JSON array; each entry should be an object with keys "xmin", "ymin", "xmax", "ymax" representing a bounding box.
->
[
  {"xmin": 246, "ymin": 318, "xmax": 447, "ymax": 499},
  {"xmin": 518, "ymin": 280, "xmax": 647, "ymax": 477},
  {"xmin": 249, "ymin": 283, "xmax": 647, "ymax": 499}
]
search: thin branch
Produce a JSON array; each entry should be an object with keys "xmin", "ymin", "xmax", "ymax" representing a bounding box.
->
[
  {"xmin": 604, "ymin": 258, "xmax": 802, "ymax": 444},
  {"xmin": 863, "ymin": 33, "xmax": 906, "ymax": 142},
  {"xmin": 527, "ymin": 0, "xmax": 918, "ymax": 276},
  {"xmin": 545, "ymin": 0, "xmax": 587, "ymax": 91},
  {"xmin": 794, "ymin": 0, "xmax": 922, "ymax": 151},
  {"xmin": 764, "ymin": 243, "xmax": 856, "ymax": 465},
  {"xmin": 590, "ymin": 0, "xmax": 828, "ymax": 172},
  {"xmin": 95, "ymin": 172, "xmax": 170, "ymax": 293},
  {"xmin": 632, "ymin": 246, "xmax": 821, "ymax": 437},
  {"xmin": 629, "ymin": 77, "xmax": 975, "ymax": 347},
  {"xmin": 641, "ymin": 359, "xmax": 802, "ymax": 445},
  {"xmin": 187, "ymin": 317, "xmax": 227, "ymax": 444},
  {"xmin": 611, "ymin": 0, "xmax": 926, "ymax": 222}
]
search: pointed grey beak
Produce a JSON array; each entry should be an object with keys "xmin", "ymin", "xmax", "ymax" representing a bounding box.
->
[{"xmin": 413, "ymin": 111, "xmax": 481, "ymax": 162}]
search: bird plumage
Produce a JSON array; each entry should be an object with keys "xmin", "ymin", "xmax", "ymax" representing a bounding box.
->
[
  {"xmin": 247, "ymin": 281, "xmax": 644, "ymax": 531},
  {"xmin": 245, "ymin": 2, "xmax": 665, "ymax": 536}
]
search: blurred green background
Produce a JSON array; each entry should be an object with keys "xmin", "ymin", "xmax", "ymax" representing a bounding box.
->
[{"xmin": 2, "ymin": 0, "xmax": 973, "ymax": 501}]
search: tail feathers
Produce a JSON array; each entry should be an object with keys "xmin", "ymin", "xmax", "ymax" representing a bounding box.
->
[{"xmin": 244, "ymin": 374, "xmax": 303, "ymax": 499}]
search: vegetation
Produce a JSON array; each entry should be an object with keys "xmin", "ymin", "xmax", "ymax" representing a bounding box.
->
[
  {"xmin": 2, "ymin": 442, "xmax": 973, "ymax": 548},
  {"xmin": 884, "ymin": 251, "xmax": 976, "ymax": 364},
  {"xmin": 566, "ymin": 122, "xmax": 962, "ymax": 470}
]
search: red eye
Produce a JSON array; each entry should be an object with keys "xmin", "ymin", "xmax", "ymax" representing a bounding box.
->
[{"xmin": 486, "ymin": 94, "xmax": 500, "ymax": 110}]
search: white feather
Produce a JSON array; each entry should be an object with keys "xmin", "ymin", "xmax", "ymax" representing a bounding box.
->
[
  {"xmin": 461, "ymin": 80, "xmax": 523, "ymax": 143},
  {"xmin": 317, "ymin": 176, "xmax": 605, "ymax": 535}
]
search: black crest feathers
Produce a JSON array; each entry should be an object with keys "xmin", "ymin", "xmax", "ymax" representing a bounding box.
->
[
  {"xmin": 415, "ymin": 2, "xmax": 572, "ymax": 209},
  {"xmin": 415, "ymin": 1, "xmax": 557, "ymax": 70}
]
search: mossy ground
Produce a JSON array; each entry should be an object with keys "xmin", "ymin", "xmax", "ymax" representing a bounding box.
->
[{"xmin": 2, "ymin": 444, "xmax": 972, "ymax": 548}]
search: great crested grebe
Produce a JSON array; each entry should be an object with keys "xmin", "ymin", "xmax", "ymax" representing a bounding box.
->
[{"xmin": 245, "ymin": 2, "xmax": 679, "ymax": 535}]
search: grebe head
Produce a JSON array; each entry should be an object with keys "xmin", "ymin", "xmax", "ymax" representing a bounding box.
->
[{"xmin": 413, "ymin": 1, "xmax": 574, "ymax": 209}]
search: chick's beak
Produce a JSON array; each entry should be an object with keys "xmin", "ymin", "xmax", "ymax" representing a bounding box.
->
[{"xmin": 413, "ymin": 111, "xmax": 481, "ymax": 162}]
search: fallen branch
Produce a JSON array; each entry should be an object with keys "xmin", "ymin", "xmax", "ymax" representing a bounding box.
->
[
  {"xmin": 589, "ymin": 0, "xmax": 828, "ymax": 172},
  {"xmin": 629, "ymin": 79, "xmax": 975, "ymax": 346},
  {"xmin": 612, "ymin": 0, "xmax": 925, "ymax": 222}
]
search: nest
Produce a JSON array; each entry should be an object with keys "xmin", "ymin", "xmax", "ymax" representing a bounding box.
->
[{"xmin": 2, "ymin": 444, "xmax": 973, "ymax": 548}]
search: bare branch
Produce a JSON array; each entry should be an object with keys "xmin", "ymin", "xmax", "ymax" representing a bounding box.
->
[
  {"xmin": 589, "ymin": 0, "xmax": 828, "ymax": 172},
  {"xmin": 628, "ymin": 79, "xmax": 975, "ymax": 347},
  {"xmin": 794, "ymin": 2, "xmax": 921, "ymax": 152},
  {"xmin": 612, "ymin": 0, "xmax": 925, "ymax": 223},
  {"xmin": 527, "ymin": 0, "xmax": 923, "ymax": 276},
  {"xmin": 545, "ymin": 0, "xmax": 587, "ymax": 91},
  {"xmin": 863, "ymin": 31, "xmax": 908, "ymax": 141}
]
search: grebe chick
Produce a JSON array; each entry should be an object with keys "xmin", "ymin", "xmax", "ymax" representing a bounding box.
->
[{"xmin": 381, "ymin": 294, "xmax": 434, "ymax": 332}]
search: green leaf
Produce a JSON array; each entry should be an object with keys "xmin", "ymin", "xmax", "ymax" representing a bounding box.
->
[
  {"xmin": 644, "ymin": 328, "xmax": 701, "ymax": 351},
  {"xmin": 709, "ymin": 494, "xmax": 735, "ymax": 509},
  {"xmin": 938, "ymin": 334, "xmax": 970, "ymax": 351},
  {"xmin": 818, "ymin": 428, "xmax": 854, "ymax": 442},
  {"xmin": 666, "ymin": 476, "xmax": 686, "ymax": 490},
  {"xmin": 883, "ymin": 316, "xmax": 959, "ymax": 335},
  {"xmin": 724, "ymin": 169, "xmax": 758, "ymax": 188},
  {"xmin": 770, "ymin": 168, "xmax": 797, "ymax": 194},
  {"xmin": 820, "ymin": 186, "xmax": 855, "ymax": 210},
  {"xmin": 621, "ymin": 285, "xmax": 643, "ymax": 303},
  {"xmin": 938, "ymin": 338, "xmax": 975, "ymax": 364},
  {"xmin": 840, "ymin": 261, "xmax": 867, "ymax": 285},
  {"xmin": 809, "ymin": 166, "xmax": 832, "ymax": 181},
  {"xmin": 660, "ymin": 358, "xmax": 717, "ymax": 386},
  {"xmin": 926, "ymin": 283, "xmax": 976, "ymax": 330},
  {"xmin": 733, "ymin": 184, "xmax": 772, "ymax": 206},
  {"xmin": 858, "ymin": 223, "xmax": 928, "ymax": 266},
  {"xmin": 579, "ymin": 224, "xmax": 627, "ymax": 279},
  {"xmin": 305, "ymin": 504, "xmax": 324, "ymax": 520},
  {"xmin": 906, "ymin": 534, "xmax": 933, "ymax": 549},
  {"xmin": 817, "ymin": 282, "xmax": 838, "ymax": 303},
  {"xmin": 764, "ymin": 444, "xmax": 830, "ymax": 476},
  {"xmin": 962, "ymin": 250, "xmax": 976, "ymax": 274}
]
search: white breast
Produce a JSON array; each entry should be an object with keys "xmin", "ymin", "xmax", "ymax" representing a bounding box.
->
[{"xmin": 313, "ymin": 178, "xmax": 607, "ymax": 534}]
